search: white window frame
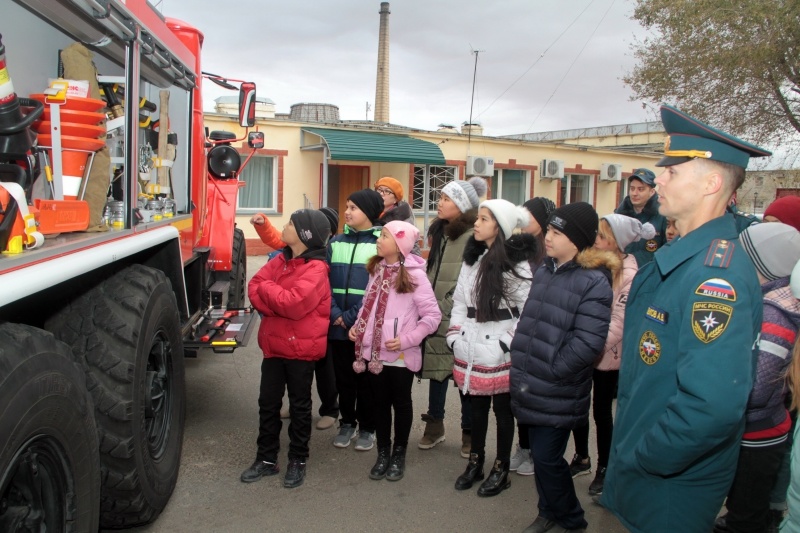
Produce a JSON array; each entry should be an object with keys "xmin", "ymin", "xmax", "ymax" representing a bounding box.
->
[
  {"xmin": 560, "ymin": 173, "xmax": 595, "ymax": 205},
  {"xmin": 412, "ymin": 164, "xmax": 459, "ymax": 213},
  {"xmin": 491, "ymin": 168, "xmax": 530, "ymax": 204},
  {"xmin": 235, "ymin": 154, "xmax": 279, "ymax": 214}
]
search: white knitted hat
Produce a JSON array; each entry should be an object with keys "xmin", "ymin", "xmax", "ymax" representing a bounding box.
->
[{"xmin": 480, "ymin": 199, "xmax": 530, "ymax": 239}]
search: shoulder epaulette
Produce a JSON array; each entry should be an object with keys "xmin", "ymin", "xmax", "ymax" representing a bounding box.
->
[{"xmin": 704, "ymin": 239, "xmax": 735, "ymax": 268}]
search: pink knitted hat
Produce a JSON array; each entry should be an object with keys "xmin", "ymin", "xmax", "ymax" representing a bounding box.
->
[{"xmin": 384, "ymin": 220, "xmax": 419, "ymax": 260}]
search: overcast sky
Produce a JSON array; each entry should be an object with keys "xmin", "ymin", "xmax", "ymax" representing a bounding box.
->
[{"xmin": 158, "ymin": 0, "xmax": 655, "ymax": 137}]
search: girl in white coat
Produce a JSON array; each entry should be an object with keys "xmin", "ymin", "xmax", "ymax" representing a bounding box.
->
[{"xmin": 447, "ymin": 199, "xmax": 537, "ymax": 497}]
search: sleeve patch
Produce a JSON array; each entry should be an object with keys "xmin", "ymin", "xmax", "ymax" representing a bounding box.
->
[
  {"xmin": 691, "ymin": 302, "xmax": 733, "ymax": 343},
  {"xmin": 694, "ymin": 278, "xmax": 737, "ymax": 301}
]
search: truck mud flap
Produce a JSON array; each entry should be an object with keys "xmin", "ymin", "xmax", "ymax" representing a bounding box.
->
[{"xmin": 184, "ymin": 307, "xmax": 257, "ymax": 353}]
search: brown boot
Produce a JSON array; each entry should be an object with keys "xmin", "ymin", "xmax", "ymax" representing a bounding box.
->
[
  {"xmin": 461, "ymin": 430, "xmax": 471, "ymax": 458},
  {"xmin": 418, "ymin": 418, "xmax": 445, "ymax": 449}
]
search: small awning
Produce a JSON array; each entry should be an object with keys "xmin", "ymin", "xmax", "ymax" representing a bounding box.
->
[{"xmin": 302, "ymin": 127, "xmax": 445, "ymax": 165}]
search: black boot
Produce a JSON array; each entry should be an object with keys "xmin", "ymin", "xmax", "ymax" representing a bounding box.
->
[
  {"xmin": 369, "ymin": 446, "xmax": 391, "ymax": 480},
  {"xmin": 477, "ymin": 459, "xmax": 510, "ymax": 497},
  {"xmin": 455, "ymin": 453, "xmax": 484, "ymax": 490},
  {"xmin": 386, "ymin": 445, "xmax": 407, "ymax": 481}
]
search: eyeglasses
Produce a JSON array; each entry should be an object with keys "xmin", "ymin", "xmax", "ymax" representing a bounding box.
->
[{"xmin": 375, "ymin": 188, "xmax": 395, "ymax": 196}]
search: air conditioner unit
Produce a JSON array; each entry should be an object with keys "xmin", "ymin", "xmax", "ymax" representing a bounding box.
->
[
  {"xmin": 600, "ymin": 163, "xmax": 623, "ymax": 182},
  {"xmin": 466, "ymin": 156, "xmax": 495, "ymax": 177},
  {"xmin": 540, "ymin": 159, "xmax": 564, "ymax": 180}
]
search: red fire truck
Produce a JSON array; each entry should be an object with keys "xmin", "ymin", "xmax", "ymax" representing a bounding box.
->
[{"xmin": 0, "ymin": 0, "xmax": 259, "ymax": 529}]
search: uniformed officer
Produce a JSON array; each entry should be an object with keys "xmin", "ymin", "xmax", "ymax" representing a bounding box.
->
[
  {"xmin": 602, "ymin": 104, "xmax": 769, "ymax": 533},
  {"xmin": 614, "ymin": 168, "xmax": 667, "ymax": 266}
]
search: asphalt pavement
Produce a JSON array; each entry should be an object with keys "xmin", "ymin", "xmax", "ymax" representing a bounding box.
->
[{"xmin": 121, "ymin": 255, "xmax": 629, "ymax": 533}]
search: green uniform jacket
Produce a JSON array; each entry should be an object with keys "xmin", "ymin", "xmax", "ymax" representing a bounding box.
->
[
  {"xmin": 602, "ymin": 214, "xmax": 762, "ymax": 533},
  {"xmin": 421, "ymin": 212, "xmax": 475, "ymax": 381},
  {"xmin": 615, "ymin": 194, "xmax": 668, "ymax": 267}
]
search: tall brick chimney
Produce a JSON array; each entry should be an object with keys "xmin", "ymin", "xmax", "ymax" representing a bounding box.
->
[{"xmin": 374, "ymin": 2, "xmax": 390, "ymax": 123}]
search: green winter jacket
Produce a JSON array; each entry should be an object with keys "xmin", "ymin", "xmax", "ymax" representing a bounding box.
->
[{"xmin": 421, "ymin": 209, "xmax": 476, "ymax": 381}]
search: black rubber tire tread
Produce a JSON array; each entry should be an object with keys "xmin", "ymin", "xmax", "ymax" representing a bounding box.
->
[
  {"xmin": 44, "ymin": 264, "xmax": 185, "ymax": 528},
  {"xmin": 228, "ymin": 226, "xmax": 247, "ymax": 308},
  {"xmin": 0, "ymin": 322, "xmax": 100, "ymax": 533}
]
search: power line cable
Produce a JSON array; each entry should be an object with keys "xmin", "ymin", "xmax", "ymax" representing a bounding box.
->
[
  {"xmin": 525, "ymin": 0, "xmax": 617, "ymax": 133},
  {"xmin": 474, "ymin": 0, "xmax": 597, "ymax": 121}
]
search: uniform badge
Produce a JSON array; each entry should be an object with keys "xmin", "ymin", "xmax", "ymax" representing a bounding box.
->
[
  {"xmin": 645, "ymin": 239, "xmax": 658, "ymax": 252},
  {"xmin": 704, "ymin": 239, "xmax": 735, "ymax": 268},
  {"xmin": 691, "ymin": 302, "xmax": 733, "ymax": 343},
  {"xmin": 695, "ymin": 278, "xmax": 737, "ymax": 301},
  {"xmin": 645, "ymin": 306, "xmax": 668, "ymax": 325},
  {"xmin": 639, "ymin": 330, "xmax": 661, "ymax": 365}
]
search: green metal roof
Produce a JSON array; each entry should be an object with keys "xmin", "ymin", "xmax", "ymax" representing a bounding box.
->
[{"xmin": 303, "ymin": 127, "xmax": 445, "ymax": 165}]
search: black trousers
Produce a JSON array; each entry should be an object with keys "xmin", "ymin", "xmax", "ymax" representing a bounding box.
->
[
  {"xmin": 572, "ymin": 369, "xmax": 618, "ymax": 467},
  {"xmin": 518, "ymin": 423, "xmax": 531, "ymax": 449},
  {"xmin": 368, "ymin": 366, "xmax": 414, "ymax": 449},
  {"xmin": 314, "ymin": 352, "xmax": 339, "ymax": 418},
  {"xmin": 725, "ymin": 440, "xmax": 787, "ymax": 532},
  {"xmin": 330, "ymin": 339, "xmax": 375, "ymax": 431},
  {"xmin": 529, "ymin": 425, "xmax": 587, "ymax": 530},
  {"xmin": 256, "ymin": 357, "xmax": 315, "ymax": 462},
  {"xmin": 470, "ymin": 393, "xmax": 514, "ymax": 463}
]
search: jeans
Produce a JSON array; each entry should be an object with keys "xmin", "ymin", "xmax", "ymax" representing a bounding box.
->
[
  {"xmin": 369, "ymin": 366, "xmax": 415, "ymax": 449},
  {"xmin": 330, "ymin": 339, "xmax": 375, "ymax": 431},
  {"xmin": 257, "ymin": 357, "xmax": 315, "ymax": 461},
  {"xmin": 529, "ymin": 425, "xmax": 588, "ymax": 530},
  {"xmin": 469, "ymin": 393, "xmax": 514, "ymax": 463},
  {"xmin": 572, "ymin": 369, "xmax": 619, "ymax": 467},
  {"xmin": 426, "ymin": 377, "xmax": 472, "ymax": 430}
]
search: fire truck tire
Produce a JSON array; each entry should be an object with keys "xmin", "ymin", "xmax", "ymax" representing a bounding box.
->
[
  {"xmin": 44, "ymin": 264, "xmax": 185, "ymax": 528},
  {"xmin": 228, "ymin": 226, "xmax": 246, "ymax": 308},
  {"xmin": 0, "ymin": 322, "xmax": 101, "ymax": 533}
]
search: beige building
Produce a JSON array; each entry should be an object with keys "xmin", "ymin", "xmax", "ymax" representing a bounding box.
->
[{"xmin": 203, "ymin": 112, "xmax": 664, "ymax": 253}]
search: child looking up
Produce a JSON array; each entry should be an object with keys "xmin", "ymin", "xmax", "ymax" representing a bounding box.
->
[
  {"xmin": 350, "ymin": 221, "xmax": 441, "ymax": 482},
  {"xmin": 328, "ymin": 189, "xmax": 385, "ymax": 451},
  {"xmin": 449, "ymin": 199, "xmax": 537, "ymax": 497},
  {"xmin": 242, "ymin": 209, "xmax": 332, "ymax": 489},
  {"xmin": 569, "ymin": 214, "xmax": 652, "ymax": 496},
  {"xmin": 510, "ymin": 202, "xmax": 614, "ymax": 532}
]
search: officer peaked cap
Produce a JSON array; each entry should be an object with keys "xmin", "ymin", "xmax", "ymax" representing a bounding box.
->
[{"xmin": 656, "ymin": 104, "xmax": 771, "ymax": 169}]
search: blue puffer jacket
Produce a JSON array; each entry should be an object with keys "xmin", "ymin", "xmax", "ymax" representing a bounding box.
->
[
  {"xmin": 326, "ymin": 225, "xmax": 381, "ymax": 340},
  {"xmin": 510, "ymin": 247, "xmax": 614, "ymax": 429}
]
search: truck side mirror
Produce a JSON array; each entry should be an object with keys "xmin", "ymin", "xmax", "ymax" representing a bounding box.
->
[
  {"xmin": 238, "ymin": 82, "xmax": 256, "ymax": 128},
  {"xmin": 247, "ymin": 132, "xmax": 264, "ymax": 149}
]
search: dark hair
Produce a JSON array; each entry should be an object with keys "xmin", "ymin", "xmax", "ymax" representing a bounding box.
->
[
  {"xmin": 366, "ymin": 255, "xmax": 416, "ymax": 294},
  {"xmin": 473, "ymin": 215, "xmax": 528, "ymax": 322}
]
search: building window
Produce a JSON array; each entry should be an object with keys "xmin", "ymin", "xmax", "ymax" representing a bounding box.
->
[
  {"xmin": 412, "ymin": 165, "xmax": 458, "ymax": 211},
  {"xmin": 237, "ymin": 155, "xmax": 276, "ymax": 212},
  {"xmin": 618, "ymin": 177, "xmax": 629, "ymax": 206},
  {"xmin": 491, "ymin": 169, "xmax": 528, "ymax": 204},
  {"xmin": 560, "ymin": 174, "xmax": 593, "ymax": 205}
]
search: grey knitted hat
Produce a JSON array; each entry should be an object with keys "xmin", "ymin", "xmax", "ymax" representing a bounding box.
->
[
  {"xmin": 740, "ymin": 222, "xmax": 800, "ymax": 281},
  {"xmin": 601, "ymin": 214, "xmax": 656, "ymax": 252}
]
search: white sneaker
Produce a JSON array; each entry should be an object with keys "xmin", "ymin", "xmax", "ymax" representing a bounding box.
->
[
  {"xmin": 509, "ymin": 445, "xmax": 531, "ymax": 471},
  {"xmin": 516, "ymin": 457, "xmax": 535, "ymax": 476},
  {"xmin": 354, "ymin": 430, "xmax": 375, "ymax": 451},
  {"xmin": 316, "ymin": 415, "xmax": 337, "ymax": 430}
]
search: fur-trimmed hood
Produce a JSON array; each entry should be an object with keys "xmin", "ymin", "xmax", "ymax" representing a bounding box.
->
[
  {"xmin": 545, "ymin": 247, "xmax": 621, "ymax": 286},
  {"xmin": 463, "ymin": 233, "xmax": 539, "ymax": 267},
  {"xmin": 428, "ymin": 208, "xmax": 478, "ymax": 242}
]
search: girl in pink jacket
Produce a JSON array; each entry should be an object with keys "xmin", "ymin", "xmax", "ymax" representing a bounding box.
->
[
  {"xmin": 349, "ymin": 220, "xmax": 441, "ymax": 482},
  {"xmin": 570, "ymin": 214, "xmax": 653, "ymax": 497}
]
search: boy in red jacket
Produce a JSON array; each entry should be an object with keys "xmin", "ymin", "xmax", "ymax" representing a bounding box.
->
[{"xmin": 241, "ymin": 209, "xmax": 332, "ymax": 489}]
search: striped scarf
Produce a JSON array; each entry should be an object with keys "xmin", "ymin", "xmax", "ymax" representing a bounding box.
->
[{"xmin": 353, "ymin": 262, "xmax": 398, "ymax": 375}]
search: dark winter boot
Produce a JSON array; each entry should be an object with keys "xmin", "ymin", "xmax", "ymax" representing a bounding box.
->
[
  {"xmin": 386, "ymin": 445, "xmax": 407, "ymax": 481},
  {"xmin": 477, "ymin": 459, "xmax": 511, "ymax": 497},
  {"xmin": 454, "ymin": 453, "xmax": 484, "ymax": 490},
  {"xmin": 369, "ymin": 446, "xmax": 391, "ymax": 480}
]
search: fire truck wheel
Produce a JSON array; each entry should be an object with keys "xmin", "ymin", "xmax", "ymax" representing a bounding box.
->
[
  {"xmin": 0, "ymin": 322, "xmax": 101, "ymax": 533},
  {"xmin": 228, "ymin": 226, "xmax": 246, "ymax": 308},
  {"xmin": 45, "ymin": 264, "xmax": 185, "ymax": 528}
]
